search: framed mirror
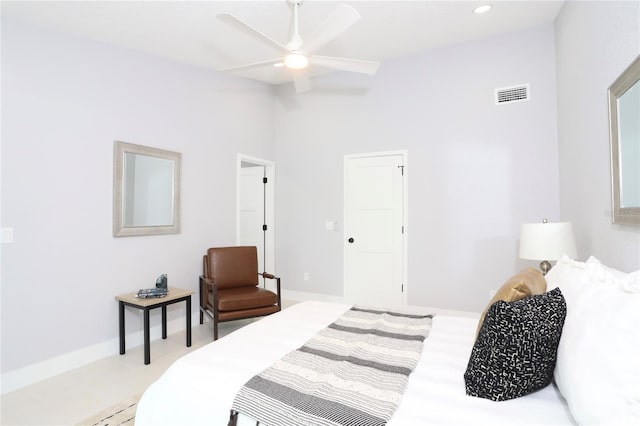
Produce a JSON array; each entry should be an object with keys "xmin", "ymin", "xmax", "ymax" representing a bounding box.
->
[
  {"xmin": 609, "ymin": 54, "xmax": 640, "ymax": 225},
  {"xmin": 113, "ymin": 141, "xmax": 182, "ymax": 237}
]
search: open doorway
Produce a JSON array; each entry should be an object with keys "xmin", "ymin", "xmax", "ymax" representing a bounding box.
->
[{"xmin": 237, "ymin": 154, "xmax": 276, "ymax": 290}]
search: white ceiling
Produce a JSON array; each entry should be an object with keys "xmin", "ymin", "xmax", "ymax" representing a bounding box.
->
[{"xmin": 1, "ymin": 1, "xmax": 565, "ymax": 85}]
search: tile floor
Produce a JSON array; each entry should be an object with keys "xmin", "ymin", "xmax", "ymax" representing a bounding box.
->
[{"xmin": 0, "ymin": 315, "xmax": 268, "ymax": 426}]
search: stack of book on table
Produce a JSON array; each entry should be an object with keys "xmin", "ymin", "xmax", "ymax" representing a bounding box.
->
[{"xmin": 136, "ymin": 288, "xmax": 169, "ymax": 298}]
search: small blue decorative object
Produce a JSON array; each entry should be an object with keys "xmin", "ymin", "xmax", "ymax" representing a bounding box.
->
[{"xmin": 156, "ymin": 274, "xmax": 168, "ymax": 289}]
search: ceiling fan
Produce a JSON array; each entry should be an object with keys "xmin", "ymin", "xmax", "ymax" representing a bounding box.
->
[{"xmin": 217, "ymin": 0, "xmax": 380, "ymax": 93}]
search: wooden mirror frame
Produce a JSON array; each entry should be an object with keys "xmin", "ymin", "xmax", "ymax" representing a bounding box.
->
[
  {"xmin": 113, "ymin": 141, "xmax": 182, "ymax": 237},
  {"xmin": 609, "ymin": 54, "xmax": 640, "ymax": 225}
]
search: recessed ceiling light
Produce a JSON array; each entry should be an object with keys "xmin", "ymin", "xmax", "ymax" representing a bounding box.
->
[{"xmin": 473, "ymin": 4, "xmax": 492, "ymax": 14}]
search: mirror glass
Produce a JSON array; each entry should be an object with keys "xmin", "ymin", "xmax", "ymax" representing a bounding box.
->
[
  {"xmin": 618, "ymin": 81, "xmax": 640, "ymax": 208},
  {"xmin": 609, "ymin": 55, "xmax": 640, "ymax": 224},
  {"xmin": 114, "ymin": 141, "xmax": 182, "ymax": 237},
  {"xmin": 123, "ymin": 153, "xmax": 175, "ymax": 226}
]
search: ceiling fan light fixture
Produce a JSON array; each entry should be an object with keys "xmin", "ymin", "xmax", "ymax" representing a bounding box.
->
[
  {"xmin": 284, "ymin": 52, "xmax": 309, "ymax": 69},
  {"xmin": 218, "ymin": 1, "xmax": 377, "ymax": 93},
  {"xmin": 473, "ymin": 4, "xmax": 492, "ymax": 14}
]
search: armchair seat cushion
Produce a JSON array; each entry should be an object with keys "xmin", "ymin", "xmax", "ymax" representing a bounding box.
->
[
  {"xmin": 218, "ymin": 305, "xmax": 281, "ymax": 322},
  {"xmin": 216, "ymin": 287, "xmax": 278, "ymax": 312}
]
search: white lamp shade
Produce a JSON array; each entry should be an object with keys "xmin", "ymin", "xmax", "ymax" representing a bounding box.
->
[{"xmin": 519, "ymin": 221, "xmax": 577, "ymax": 261}]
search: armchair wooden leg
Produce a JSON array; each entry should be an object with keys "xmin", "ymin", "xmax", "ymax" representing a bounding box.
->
[
  {"xmin": 199, "ymin": 276, "xmax": 205, "ymax": 325},
  {"xmin": 227, "ymin": 410, "xmax": 238, "ymax": 426},
  {"xmin": 213, "ymin": 282, "xmax": 219, "ymax": 340}
]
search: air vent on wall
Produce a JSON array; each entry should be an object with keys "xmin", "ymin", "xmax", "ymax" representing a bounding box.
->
[{"xmin": 495, "ymin": 84, "xmax": 530, "ymax": 105}]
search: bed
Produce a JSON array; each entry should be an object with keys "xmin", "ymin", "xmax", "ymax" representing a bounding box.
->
[{"xmin": 136, "ymin": 256, "xmax": 639, "ymax": 425}]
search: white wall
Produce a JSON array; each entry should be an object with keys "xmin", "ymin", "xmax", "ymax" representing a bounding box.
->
[
  {"xmin": 274, "ymin": 24, "xmax": 561, "ymax": 312},
  {"xmin": 0, "ymin": 20, "xmax": 275, "ymax": 375},
  {"xmin": 555, "ymin": 1, "xmax": 640, "ymax": 272}
]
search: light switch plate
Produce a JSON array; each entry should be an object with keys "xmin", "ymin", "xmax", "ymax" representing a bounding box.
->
[{"xmin": 1, "ymin": 227, "xmax": 14, "ymax": 243}]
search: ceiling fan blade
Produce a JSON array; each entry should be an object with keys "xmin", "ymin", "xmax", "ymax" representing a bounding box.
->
[
  {"xmin": 301, "ymin": 4, "xmax": 360, "ymax": 54},
  {"xmin": 219, "ymin": 58, "xmax": 283, "ymax": 73},
  {"xmin": 218, "ymin": 13, "xmax": 288, "ymax": 53},
  {"xmin": 291, "ymin": 68, "xmax": 311, "ymax": 93},
  {"xmin": 310, "ymin": 55, "xmax": 380, "ymax": 76}
]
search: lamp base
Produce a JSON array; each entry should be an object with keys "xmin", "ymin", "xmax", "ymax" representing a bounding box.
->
[{"xmin": 540, "ymin": 260, "xmax": 552, "ymax": 276}]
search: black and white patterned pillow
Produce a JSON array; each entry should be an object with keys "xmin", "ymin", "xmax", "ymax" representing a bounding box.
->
[{"xmin": 464, "ymin": 288, "xmax": 567, "ymax": 401}]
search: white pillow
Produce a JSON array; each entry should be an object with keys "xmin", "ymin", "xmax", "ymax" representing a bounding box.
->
[
  {"xmin": 584, "ymin": 256, "xmax": 640, "ymax": 293},
  {"xmin": 545, "ymin": 256, "xmax": 590, "ymax": 304},
  {"xmin": 546, "ymin": 256, "xmax": 640, "ymax": 425}
]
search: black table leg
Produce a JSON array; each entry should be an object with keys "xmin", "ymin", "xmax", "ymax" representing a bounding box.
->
[
  {"xmin": 144, "ymin": 308, "xmax": 150, "ymax": 365},
  {"xmin": 186, "ymin": 296, "xmax": 192, "ymax": 347},
  {"xmin": 118, "ymin": 292, "xmax": 193, "ymax": 365},
  {"xmin": 119, "ymin": 301, "xmax": 125, "ymax": 355},
  {"xmin": 162, "ymin": 305, "xmax": 167, "ymax": 339}
]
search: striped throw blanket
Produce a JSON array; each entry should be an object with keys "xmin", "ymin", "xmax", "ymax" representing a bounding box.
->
[{"xmin": 229, "ymin": 306, "xmax": 434, "ymax": 426}]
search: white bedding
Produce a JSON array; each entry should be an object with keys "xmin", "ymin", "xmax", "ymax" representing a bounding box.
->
[{"xmin": 136, "ymin": 301, "xmax": 575, "ymax": 425}]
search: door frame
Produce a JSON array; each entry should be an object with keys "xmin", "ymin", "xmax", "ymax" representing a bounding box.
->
[
  {"xmin": 343, "ymin": 150, "xmax": 408, "ymax": 307},
  {"xmin": 236, "ymin": 154, "xmax": 276, "ymax": 277}
]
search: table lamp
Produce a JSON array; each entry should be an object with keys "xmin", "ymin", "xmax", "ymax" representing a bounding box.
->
[{"xmin": 519, "ymin": 219, "xmax": 577, "ymax": 275}]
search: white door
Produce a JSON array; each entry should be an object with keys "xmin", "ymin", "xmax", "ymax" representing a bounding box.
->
[
  {"xmin": 344, "ymin": 153, "xmax": 406, "ymax": 308},
  {"xmin": 239, "ymin": 165, "xmax": 266, "ymax": 273}
]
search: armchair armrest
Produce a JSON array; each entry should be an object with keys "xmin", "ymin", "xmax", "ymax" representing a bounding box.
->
[
  {"xmin": 260, "ymin": 272, "xmax": 279, "ymax": 280},
  {"xmin": 200, "ymin": 275, "xmax": 217, "ymax": 291},
  {"xmin": 259, "ymin": 272, "xmax": 281, "ymax": 308}
]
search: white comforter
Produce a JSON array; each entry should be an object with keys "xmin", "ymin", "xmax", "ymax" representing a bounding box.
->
[{"xmin": 136, "ymin": 301, "xmax": 575, "ymax": 425}]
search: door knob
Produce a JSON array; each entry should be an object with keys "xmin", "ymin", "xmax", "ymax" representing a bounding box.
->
[{"xmin": 348, "ymin": 237, "xmax": 354, "ymax": 243}]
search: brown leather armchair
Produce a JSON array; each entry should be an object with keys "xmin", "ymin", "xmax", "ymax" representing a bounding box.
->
[{"xmin": 199, "ymin": 246, "xmax": 281, "ymax": 340}]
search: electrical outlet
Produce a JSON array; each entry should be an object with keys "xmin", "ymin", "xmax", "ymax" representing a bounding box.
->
[
  {"xmin": 489, "ymin": 289, "xmax": 497, "ymax": 299},
  {"xmin": 325, "ymin": 221, "xmax": 339, "ymax": 231},
  {"xmin": 303, "ymin": 272, "xmax": 310, "ymax": 281}
]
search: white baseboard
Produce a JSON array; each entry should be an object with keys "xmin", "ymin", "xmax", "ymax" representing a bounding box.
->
[
  {"xmin": 1, "ymin": 312, "xmax": 201, "ymax": 395},
  {"xmin": 283, "ymin": 291, "xmax": 479, "ymax": 318},
  {"xmin": 283, "ymin": 290, "xmax": 346, "ymax": 304}
]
